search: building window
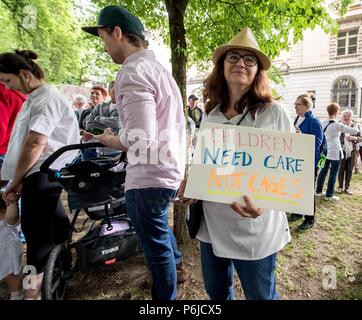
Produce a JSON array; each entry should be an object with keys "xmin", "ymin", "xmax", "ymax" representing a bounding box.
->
[
  {"xmin": 331, "ymin": 78, "xmax": 357, "ymax": 108},
  {"xmin": 337, "ymin": 29, "xmax": 359, "ymax": 56}
]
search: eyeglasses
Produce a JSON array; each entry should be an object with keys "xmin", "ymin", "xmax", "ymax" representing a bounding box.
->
[{"xmin": 225, "ymin": 52, "xmax": 258, "ymax": 67}]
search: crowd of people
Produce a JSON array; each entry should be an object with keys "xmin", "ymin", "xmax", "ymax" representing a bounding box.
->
[{"xmin": 0, "ymin": 5, "xmax": 361, "ymax": 301}]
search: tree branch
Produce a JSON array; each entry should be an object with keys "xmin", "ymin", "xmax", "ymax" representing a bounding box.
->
[
  {"xmin": 198, "ymin": 0, "xmax": 218, "ymax": 27},
  {"xmin": 0, "ymin": 0, "xmax": 13, "ymax": 11},
  {"xmin": 214, "ymin": 0, "xmax": 248, "ymax": 24}
]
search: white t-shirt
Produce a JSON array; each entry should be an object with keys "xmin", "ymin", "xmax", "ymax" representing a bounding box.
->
[
  {"xmin": 322, "ymin": 120, "xmax": 359, "ymax": 161},
  {"xmin": 197, "ymin": 102, "xmax": 293, "ymax": 260},
  {"xmin": 295, "ymin": 116, "xmax": 305, "ymax": 128},
  {"xmin": 1, "ymin": 85, "xmax": 80, "ymax": 180}
]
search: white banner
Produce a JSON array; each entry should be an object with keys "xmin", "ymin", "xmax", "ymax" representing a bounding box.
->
[{"xmin": 184, "ymin": 122, "xmax": 315, "ymax": 215}]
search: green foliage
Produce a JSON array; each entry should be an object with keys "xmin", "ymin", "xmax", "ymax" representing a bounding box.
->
[
  {"xmin": 1, "ymin": 0, "xmax": 354, "ymax": 85},
  {"xmin": 184, "ymin": 0, "xmax": 341, "ymax": 71},
  {"xmin": 0, "ymin": 0, "xmax": 83, "ymax": 84},
  {"xmin": 91, "ymin": 0, "xmax": 353, "ymax": 84}
]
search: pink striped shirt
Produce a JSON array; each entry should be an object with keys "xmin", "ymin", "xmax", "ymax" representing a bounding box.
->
[{"xmin": 114, "ymin": 49, "xmax": 186, "ymax": 191}]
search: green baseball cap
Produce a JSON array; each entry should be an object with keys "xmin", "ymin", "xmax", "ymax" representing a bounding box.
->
[{"xmin": 82, "ymin": 5, "xmax": 145, "ymax": 39}]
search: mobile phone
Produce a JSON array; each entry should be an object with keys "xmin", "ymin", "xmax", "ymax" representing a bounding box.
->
[{"xmin": 88, "ymin": 128, "xmax": 104, "ymax": 135}]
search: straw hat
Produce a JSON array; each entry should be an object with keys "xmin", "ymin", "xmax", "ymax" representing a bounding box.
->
[{"xmin": 212, "ymin": 27, "xmax": 271, "ymax": 70}]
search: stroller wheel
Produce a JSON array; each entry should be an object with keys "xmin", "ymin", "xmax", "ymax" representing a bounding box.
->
[{"xmin": 42, "ymin": 244, "xmax": 71, "ymax": 300}]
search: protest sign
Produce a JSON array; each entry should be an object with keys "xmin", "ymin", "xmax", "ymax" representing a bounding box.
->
[{"xmin": 184, "ymin": 122, "xmax": 315, "ymax": 215}]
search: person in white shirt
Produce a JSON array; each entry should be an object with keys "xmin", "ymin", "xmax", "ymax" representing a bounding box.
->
[
  {"xmin": 337, "ymin": 109, "xmax": 361, "ymax": 195},
  {"xmin": 315, "ymin": 103, "xmax": 359, "ymax": 201},
  {"xmin": 178, "ymin": 28, "xmax": 293, "ymax": 300},
  {"xmin": 0, "ymin": 50, "xmax": 79, "ymax": 299}
]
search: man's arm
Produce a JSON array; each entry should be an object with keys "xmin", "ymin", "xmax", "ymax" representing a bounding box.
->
[
  {"xmin": 94, "ymin": 107, "xmax": 120, "ymax": 130},
  {"xmin": 83, "ymin": 128, "xmax": 127, "ymax": 152},
  {"xmin": 86, "ymin": 104, "xmax": 102, "ymax": 129},
  {"xmin": 340, "ymin": 123, "xmax": 359, "ymax": 135},
  {"xmin": 116, "ymin": 70, "xmax": 157, "ymax": 151}
]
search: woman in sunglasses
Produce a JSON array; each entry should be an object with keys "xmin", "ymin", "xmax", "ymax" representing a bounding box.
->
[{"xmin": 178, "ymin": 28, "xmax": 294, "ymax": 300}]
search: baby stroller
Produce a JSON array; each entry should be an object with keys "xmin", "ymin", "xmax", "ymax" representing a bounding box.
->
[{"xmin": 39, "ymin": 143, "xmax": 142, "ymax": 300}]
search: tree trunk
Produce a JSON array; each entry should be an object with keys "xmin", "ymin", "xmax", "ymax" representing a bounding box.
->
[
  {"xmin": 164, "ymin": 0, "xmax": 189, "ymax": 244},
  {"xmin": 164, "ymin": 0, "xmax": 188, "ymax": 103}
]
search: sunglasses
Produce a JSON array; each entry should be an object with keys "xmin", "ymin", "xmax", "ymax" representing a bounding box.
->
[{"xmin": 225, "ymin": 52, "xmax": 258, "ymax": 67}]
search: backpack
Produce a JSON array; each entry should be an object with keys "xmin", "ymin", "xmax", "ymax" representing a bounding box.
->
[{"xmin": 319, "ymin": 120, "xmax": 335, "ymax": 156}]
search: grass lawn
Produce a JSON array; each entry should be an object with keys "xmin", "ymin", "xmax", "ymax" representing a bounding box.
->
[
  {"xmin": 276, "ymin": 172, "xmax": 362, "ymax": 299},
  {"xmin": 62, "ymin": 173, "xmax": 361, "ymax": 300},
  {"xmin": 1, "ymin": 173, "xmax": 360, "ymax": 300}
]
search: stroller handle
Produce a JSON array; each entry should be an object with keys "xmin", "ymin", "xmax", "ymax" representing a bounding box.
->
[{"xmin": 40, "ymin": 142, "xmax": 107, "ymax": 174}]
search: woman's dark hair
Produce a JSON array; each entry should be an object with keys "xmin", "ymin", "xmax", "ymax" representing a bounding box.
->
[
  {"xmin": 0, "ymin": 50, "xmax": 45, "ymax": 80},
  {"xmin": 203, "ymin": 53, "xmax": 274, "ymax": 116}
]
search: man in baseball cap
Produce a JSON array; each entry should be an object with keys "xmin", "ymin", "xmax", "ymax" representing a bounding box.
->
[
  {"xmin": 187, "ymin": 94, "xmax": 204, "ymax": 129},
  {"xmin": 82, "ymin": 5, "xmax": 188, "ymax": 300},
  {"xmin": 82, "ymin": 5, "xmax": 145, "ymax": 39}
]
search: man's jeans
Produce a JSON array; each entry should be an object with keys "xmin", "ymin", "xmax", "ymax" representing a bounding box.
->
[
  {"xmin": 200, "ymin": 241, "xmax": 279, "ymax": 300},
  {"xmin": 125, "ymin": 188, "xmax": 182, "ymax": 300},
  {"xmin": 316, "ymin": 159, "xmax": 341, "ymax": 197}
]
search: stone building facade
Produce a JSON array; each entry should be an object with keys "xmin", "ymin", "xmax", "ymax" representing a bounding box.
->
[{"xmin": 274, "ymin": 3, "xmax": 362, "ymax": 119}]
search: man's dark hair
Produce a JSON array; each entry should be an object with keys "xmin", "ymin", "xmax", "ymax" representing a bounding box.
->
[{"xmin": 102, "ymin": 27, "xmax": 148, "ymax": 48}]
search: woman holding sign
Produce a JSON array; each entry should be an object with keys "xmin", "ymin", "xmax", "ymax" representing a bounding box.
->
[{"xmin": 178, "ymin": 28, "xmax": 294, "ymax": 300}]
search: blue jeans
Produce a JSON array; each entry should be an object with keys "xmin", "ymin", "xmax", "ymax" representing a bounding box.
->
[
  {"xmin": 200, "ymin": 241, "xmax": 279, "ymax": 300},
  {"xmin": 316, "ymin": 159, "xmax": 341, "ymax": 197},
  {"xmin": 125, "ymin": 188, "xmax": 182, "ymax": 300}
]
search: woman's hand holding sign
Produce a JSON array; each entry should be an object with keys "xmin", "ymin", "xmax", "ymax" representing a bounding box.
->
[
  {"xmin": 177, "ymin": 180, "xmax": 198, "ymax": 206},
  {"xmin": 231, "ymin": 195, "xmax": 264, "ymax": 219},
  {"xmin": 179, "ymin": 179, "xmax": 263, "ymax": 219}
]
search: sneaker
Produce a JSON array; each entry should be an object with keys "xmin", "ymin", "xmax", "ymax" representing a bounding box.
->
[
  {"xmin": 325, "ymin": 195, "xmax": 340, "ymax": 201},
  {"xmin": 287, "ymin": 213, "xmax": 303, "ymax": 222},
  {"xmin": 315, "ymin": 192, "xmax": 325, "ymax": 197},
  {"xmin": 344, "ymin": 189, "xmax": 353, "ymax": 195},
  {"xmin": 336, "ymin": 187, "xmax": 343, "ymax": 193},
  {"xmin": 143, "ymin": 261, "xmax": 190, "ymax": 289},
  {"xmin": 297, "ymin": 220, "xmax": 315, "ymax": 231}
]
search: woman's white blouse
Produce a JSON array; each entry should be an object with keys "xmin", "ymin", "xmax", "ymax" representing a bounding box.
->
[
  {"xmin": 1, "ymin": 85, "xmax": 80, "ymax": 180},
  {"xmin": 197, "ymin": 102, "xmax": 293, "ymax": 260},
  {"xmin": 322, "ymin": 120, "xmax": 359, "ymax": 161}
]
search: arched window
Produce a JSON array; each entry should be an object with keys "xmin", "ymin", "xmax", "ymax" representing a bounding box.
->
[{"xmin": 331, "ymin": 78, "xmax": 357, "ymax": 109}]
